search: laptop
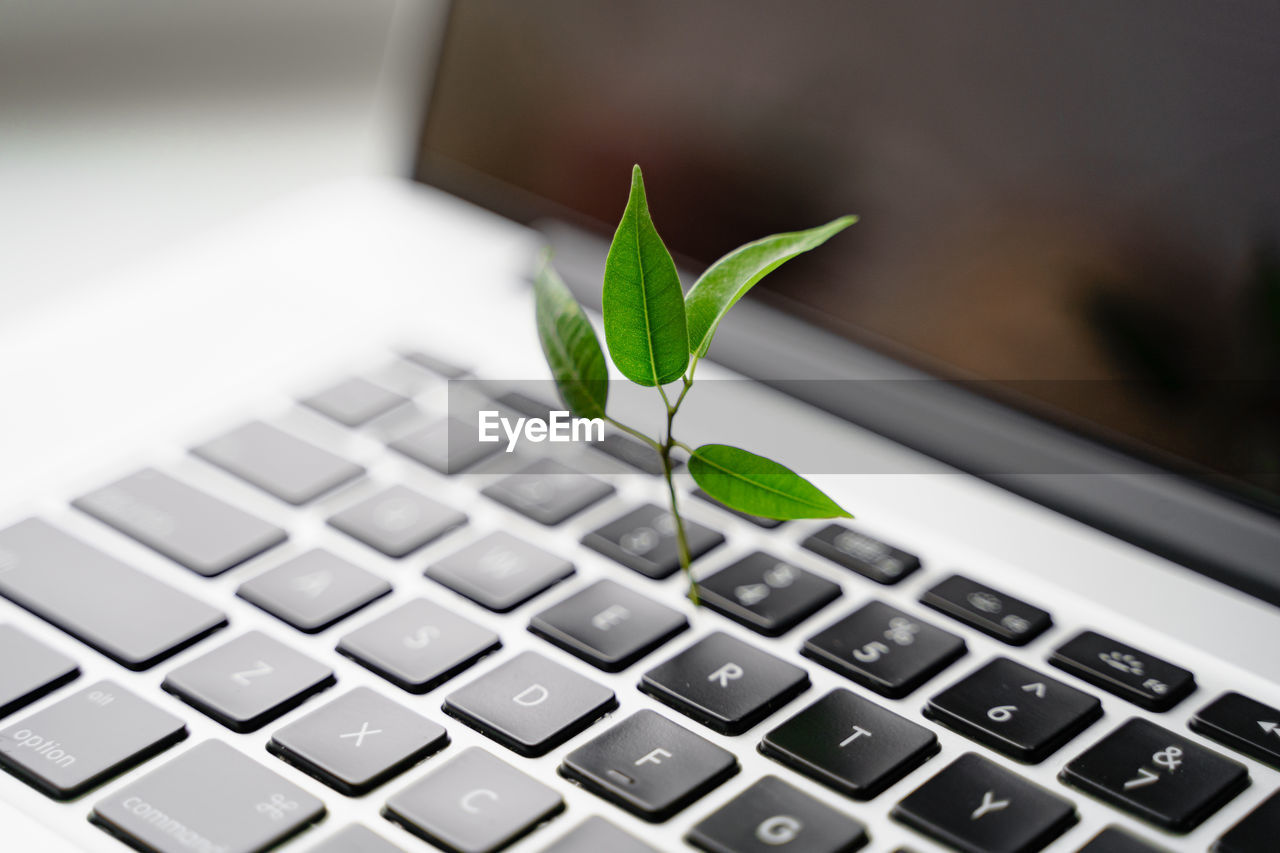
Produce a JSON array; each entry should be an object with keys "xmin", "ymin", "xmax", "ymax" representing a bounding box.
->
[{"xmin": 2, "ymin": 2, "xmax": 1278, "ymax": 851}]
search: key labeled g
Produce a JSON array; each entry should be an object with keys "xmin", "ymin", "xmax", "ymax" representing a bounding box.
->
[{"xmin": 756, "ymin": 815, "xmax": 802, "ymax": 845}]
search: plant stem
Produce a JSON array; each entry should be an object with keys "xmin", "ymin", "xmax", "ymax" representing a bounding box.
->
[{"xmin": 658, "ymin": 389, "xmax": 698, "ymax": 605}]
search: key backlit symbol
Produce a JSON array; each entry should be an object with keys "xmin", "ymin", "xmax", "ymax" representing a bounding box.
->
[
  {"xmin": 708, "ymin": 663, "xmax": 744, "ymax": 688},
  {"xmin": 290, "ymin": 570, "xmax": 332, "ymax": 598},
  {"xmin": 1099, "ymin": 651, "xmax": 1144, "ymax": 676},
  {"xmin": 231, "ymin": 660, "xmax": 273, "ymax": 686},
  {"xmin": 591, "ymin": 604, "xmax": 630, "ymax": 631},
  {"xmin": 460, "ymin": 788, "xmax": 499, "ymax": 813},
  {"xmin": 620, "ymin": 527, "xmax": 659, "ymax": 555},
  {"xmin": 884, "ymin": 617, "xmax": 919, "ymax": 646},
  {"xmin": 256, "ymin": 793, "xmax": 298, "ymax": 821},
  {"xmin": 338, "ymin": 722, "xmax": 382, "ymax": 747},
  {"xmin": 403, "ymin": 625, "xmax": 440, "ymax": 649},
  {"xmin": 970, "ymin": 790, "xmax": 1010, "ymax": 820},
  {"xmin": 756, "ymin": 815, "xmax": 803, "ymax": 845}
]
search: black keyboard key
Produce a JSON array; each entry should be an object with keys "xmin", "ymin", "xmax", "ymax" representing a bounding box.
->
[
  {"xmin": 310, "ymin": 824, "xmax": 407, "ymax": 853},
  {"xmin": 328, "ymin": 485, "xmax": 467, "ymax": 558},
  {"xmin": 1215, "ymin": 789, "xmax": 1280, "ymax": 853},
  {"xmin": 540, "ymin": 816, "xmax": 660, "ymax": 853},
  {"xmin": 74, "ymin": 468, "xmax": 287, "ymax": 576},
  {"xmin": 0, "ymin": 519, "xmax": 227, "ymax": 670},
  {"xmin": 698, "ymin": 552, "xmax": 840, "ymax": 636},
  {"xmin": 91, "ymin": 740, "xmax": 325, "ymax": 853},
  {"xmin": 559, "ymin": 709, "xmax": 738, "ymax": 822},
  {"xmin": 760, "ymin": 687, "xmax": 938, "ymax": 800},
  {"xmin": 193, "ymin": 420, "xmax": 364, "ymax": 505},
  {"xmin": 390, "ymin": 417, "xmax": 500, "ymax": 474},
  {"xmin": 920, "ymin": 575, "xmax": 1051, "ymax": 645},
  {"xmin": 163, "ymin": 630, "xmax": 335, "ymax": 732},
  {"xmin": 528, "ymin": 579, "xmax": 688, "ymax": 672},
  {"xmin": 802, "ymin": 524, "xmax": 920, "ymax": 584},
  {"xmin": 687, "ymin": 774, "xmax": 868, "ymax": 853},
  {"xmin": 803, "ymin": 601, "xmax": 966, "ymax": 698},
  {"xmin": 1078, "ymin": 826, "xmax": 1171, "ymax": 853},
  {"xmin": 1190, "ymin": 691, "xmax": 1280, "ymax": 770},
  {"xmin": 483, "ymin": 458, "xmax": 615, "ymax": 525},
  {"xmin": 237, "ymin": 549, "xmax": 391, "ymax": 633},
  {"xmin": 925, "ymin": 657, "xmax": 1102, "ymax": 763},
  {"xmin": 892, "ymin": 752, "xmax": 1077, "ymax": 853},
  {"xmin": 0, "ymin": 624, "xmax": 78, "ymax": 718},
  {"xmin": 1049, "ymin": 630, "xmax": 1195, "ymax": 712},
  {"xmin": 427, "ymin": 532, "xmax": 573, "ymax": 612},
  {"xmin": 384, "ymin": 746, "xmax": 563, "ymax": 853},
  {"xmin": 583, "ymin": 503, "xmax": 724, "ymax": 580},
  {"xmin": 639, "ymin": 631, "xmax": 808, "ymax": 735},
  {"xmin": 337, "ymin": 598, "xmax": 500, "ymax": 694},
  {"xmin": 691, "ymin": 488, "xmax": 783, "ymax": 528},
  {"xmin": 0, "ymin": 680, "xmax": 186, "ymax": 800},
  {"xmin": 1062, "ymin": 717, "xmax": 1248, "ymax": 832},
  {"xmin": 302, "ymin": 377, "xmax": 408, "ymax": 426},
  {"xmin": 268, "ymin": 686, "xmax": 448, "ymax": 796},
  {"xmin": 444, "ymin": 651, "xmax": 616, "ymax": 756},
  {"xmin": 594, "ymin": 433, "xmax": 668, "ymax": 475}
]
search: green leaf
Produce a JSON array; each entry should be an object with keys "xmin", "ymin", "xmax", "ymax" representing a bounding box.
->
[
  {"xmin": 533, "ymin": 257, "xmax": 609, "ymax": 421},
  {"xmin": 688, "ymin": 443, "xmax": 851, "ymax": 520},
  {"xmin": 602, "ymin": 165, "xmax": 689, "ymax": 386},
  {"xmin": 685, "ymin": 216, "xmax": 857, "ymax": 357}
]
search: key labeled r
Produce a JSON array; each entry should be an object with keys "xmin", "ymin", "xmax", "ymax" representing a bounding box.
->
[{"xmin": 708, "ymin": 662, "xmax": 744, "ymax": 688}]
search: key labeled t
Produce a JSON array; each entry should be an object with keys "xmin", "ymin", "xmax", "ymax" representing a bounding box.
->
[{"xmin": 839, "ymin": 725, "xmax": 872, "ymax": 747}]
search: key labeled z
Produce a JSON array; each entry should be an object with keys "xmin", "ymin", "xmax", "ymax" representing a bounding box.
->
[{"xmin": 231, "ymin": 660, "xmax": 274, "ymax": 686}]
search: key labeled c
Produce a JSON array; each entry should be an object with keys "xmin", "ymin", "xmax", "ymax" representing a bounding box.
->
[{"xmin": 460, "ymin": 788, "xmax": 499, "ymax": 813}]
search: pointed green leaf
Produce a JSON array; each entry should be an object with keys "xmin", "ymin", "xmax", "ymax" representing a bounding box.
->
[
  {"xmin": 685, "ymin": 216, "xmax": 857, "ymax": 357},
  {"xmin": 688, "ymin": 443, "xmax": 851, "ymax": 520},
  {"xmin": 602, "ymin": 165, "xmax": 689, "ymax": 386},
  {"xmin": 534, "ymin": 258, "xmax": 608, "ymax": 421}
]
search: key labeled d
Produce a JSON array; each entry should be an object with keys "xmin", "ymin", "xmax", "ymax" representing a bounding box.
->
[{"xmin": 513, "ymin": 684, "xmax": 549, "ymax": 706}]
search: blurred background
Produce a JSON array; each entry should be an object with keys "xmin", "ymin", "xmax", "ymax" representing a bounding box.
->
[
  {"xmin": 3, "ymin": 0, "xmax": 1278, "ymax": 508},
  {"xmin": 0, "ymin": 0, "xmax": 438, "ymax": 318}
]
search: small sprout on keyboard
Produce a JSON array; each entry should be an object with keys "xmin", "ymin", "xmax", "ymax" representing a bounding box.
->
[{"xmin": 534, "ymin": 165, "xmax": 856, "ymax": 604}]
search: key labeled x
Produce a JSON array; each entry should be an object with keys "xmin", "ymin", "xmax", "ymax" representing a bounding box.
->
[{"xmin": 339, "ymin": 721, "xmax": 382, "ymax": 747}]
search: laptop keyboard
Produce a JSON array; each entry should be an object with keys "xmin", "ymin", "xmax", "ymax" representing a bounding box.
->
[{"xmin": 0, "ymin": 349, "xmax": 1277, "ymax": 853}]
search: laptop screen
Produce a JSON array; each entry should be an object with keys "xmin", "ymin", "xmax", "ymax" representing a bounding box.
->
[{"xmin": 415, "ymin": 0, "xmax": 1280, "ymax": 513}]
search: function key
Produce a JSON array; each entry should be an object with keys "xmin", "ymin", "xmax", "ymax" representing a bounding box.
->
[
  {"xmin": 1190, "ymin": 691, "xmax": 1280, "ymax": 770},
  {"xmin": 328, "ymin": 485, "xmax": 467, "ymax": 558},
  {"xmin": 403, "ymin": 350, "xmax": 467, "ymax": 379},
  {"xmin": 802, "ymin": 524, "xmax": 920, "ymax": 584},
  {"xmin": 692, "ymin": 488, "xmax": 783, "ymax": 528},
  {"xmin": 337, "ymin": 598, "xmax": 500, "ymax": 694},
  {"xmin": 1078, "ymin": 826, "xmax": 1172, "ymax": 853},
  {"xmin": 384, "ymin": 746, "xmax": 563, "ymax": 853},
  {"xmin": 639, "ymin": 631, "xmax": 809, "ymax": 735},
  {"xmin": 162, "ymin": 630, "xmax": 335, "ymax": 732},
  {"xmin": 236, "ymin": 549, "xmax": 391, "ymax": 634},
  {"xmin": 697, "ymin": 552, "xmax": 840, "ymax": 636},
  {"xmin": 686, "ymin": 775, "xmax": 868, "ymax": 853},
  {"xmin": 593, "ymin": 432, "xmax": 668, "ymax": 475},
  {"xmin": 542, "ymin": 816, "xmax": 659, "ymax": 853},
  {"xmin": 920, "ymin": 575, "xmax": 1051, "ymax": 645},
  {"xmin": 483, "ymin": 458, "xmax": 615, "ymax": 525},
  {"xmin": 302, "ymin": 377, "xmax": 408, "ymax": 427},
  {"xmin": 444, "ymin": 651, "xmax": 616, "ymax": 756},
  {"xmin": 0, "ymin": 518, "xmax": 227, "ymax": 670},
  {"xmin": 192, "ymin": 420, "xmax": 364, "ymax": 505},
  {"xmin": 760, "ymin": 688, "xmax": 938, "ymax": 800},
  {"xmin": 74, "ymin": 468, "xmax": 287, "ymax": 577},
  {"xmin": 1049, "ymin": 630, "xmax": 1195, "ymax": 711},
  {"xmin": 0, "ymin": 624, "xmax": 78, "ymax": 718},
  {"xmin": 803, "ymin": 601, "xmax": 966, "ymax": 698},
  {"xmin": 268, "ymin": 686, "xmax": 448, "ymax": 796},
  {"xmin": 924, "ymin": 657, "xmax": 1102, "ymax": 763},
  {"xmin": 528, "ymin": 579, "xmax": 688, "ymax": 672},
  {"xmin": 1214, "ymin": 789, "xmax": 1280, "ymax": 853},
  {"xmin": 390, "ymin": 417, "xmax": 500, "ymax": 474},
  {"xmin": 427, "ymin": 532, "xmax": 573, "ymax": 612},
  {"xmin": 91, "ymin": 740, "xmax": 325, "ymax": 853},
  {"xmin": 1060, "ymin": 717, "xmax": 1248, "ymax": 832},
  {"xmin": 558, "ymin": 709, "xmax": 738, "ymax": 822},
  {"xmin": 583, "ymin": 503, "xmax": 724, "ymax": 580},
  {"xmin": 891, "ymin": 752, "xmax": 1077, "ymax": 853},
  {"xmin": 0, "ymin": 680, "xmax": 186, "ymax": 800}
]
